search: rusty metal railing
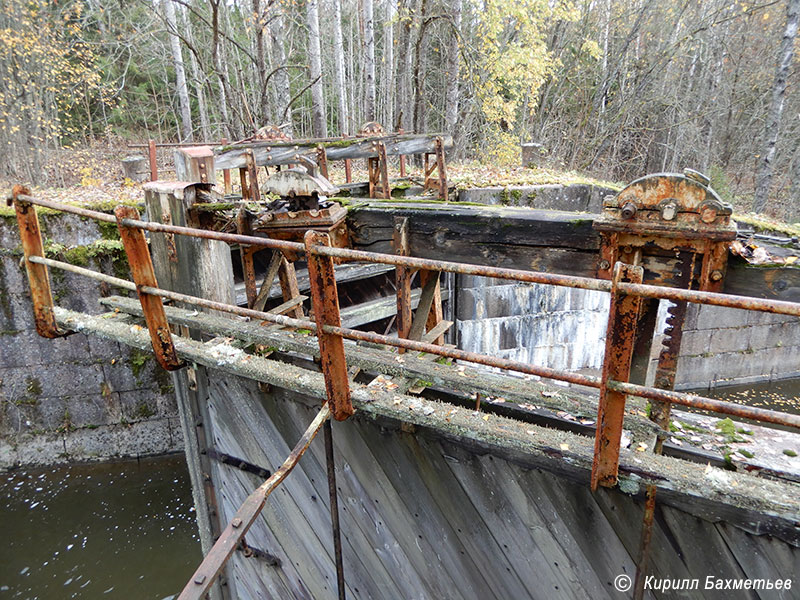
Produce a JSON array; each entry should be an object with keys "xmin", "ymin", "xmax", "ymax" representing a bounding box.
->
[{"xmin": 8, "ymin": 187, "xmax": 800, "ymax": 598}]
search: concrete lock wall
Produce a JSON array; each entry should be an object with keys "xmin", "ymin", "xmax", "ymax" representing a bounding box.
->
[
  {"xmin": 0, "ymin": 211, "xmax": 182, "ymax": 469},
  {"xmin": 456, "ymin": 277, "xmax": 800, "ymax": 391}
]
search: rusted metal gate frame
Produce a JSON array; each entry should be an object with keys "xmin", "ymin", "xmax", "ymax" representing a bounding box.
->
[{"xmin": 11, "ymin": 191, "xmax": 800, "ymax": 599}]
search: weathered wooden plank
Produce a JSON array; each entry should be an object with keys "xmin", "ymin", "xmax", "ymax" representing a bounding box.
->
[
  {"xmin": 340, "ymin": 288, "xmax": 451, "ymax": 328},
  {"xmin": 235, "ymin": 262, "xmax": 394, "ymax": 307},
  {"xmin": 348, "ymin": 203, "xmax": 800, "ymax": 300},
  {"xmin": 214, "ymin": 134, "xmax": 453, "ymax": 170}
]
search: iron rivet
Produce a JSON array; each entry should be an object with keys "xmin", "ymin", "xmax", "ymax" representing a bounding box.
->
[{"xmin": 599, "ymin": 259, "xmax": 610, "ymax": 270}]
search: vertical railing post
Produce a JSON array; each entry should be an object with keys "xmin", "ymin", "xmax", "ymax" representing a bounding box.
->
[
  {"xmin": 434, "ymin": 136, "xmax": 448, "ymax": 200},
  {"xmin": 115, "ymin": 206, "xmax": 182, "ymax": 371},
  {"xmin": 244, "ymin": 149, "xmax": 260, "ymax": 202},
  {"xmin": 221, "ymin": 138, "xmax": 232, "ymax": 195},
  {"xmin": 393, "ymin": 217, "xmax": 413, "ymax": 350},
  {"xmin": 591, "ymin": 261, "xmax": 643, "ymax": 490},
  {"xmin": 305, "ymin": 231, "xmax": 354, "ymax": 421},
  {"xmin": 9, "ymin": 186, "xmax": 63, "ymax": 338},
  {"xmin": 316, "ymin": 145, "xmax": 329, "ymax": 179},
  {"xmin": 398, "ymin": 128, "xmax": 407, "ymax": 177},
  {"xmin": 237, "ymin": 207, "xmax": 258, "ymax": 308},
  {"xmin": 148, "ymin": 139, "xmax": 158, "ymax": 181}
]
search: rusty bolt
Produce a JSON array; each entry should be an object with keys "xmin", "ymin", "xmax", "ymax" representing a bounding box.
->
[
  {"xmin": 623, "ymin": 246, "xmax": 633, "ymax": 255},
  {"xmin": 621, "ymin": 202, "xmax": 637, "ymax": 219},
  {"xmin": 194, "ymin": 574, "xmax": 207, "ymax": 585},
  {"xmin": 599, "ymin": 259, "xmax": 611, "ymax": 270},
  {"xmin": 710, "ymin": 270, "xmax": 723, "ymax": 282},
  {"xmin": 700, "ymin": 206, "xmax": 717, "ymax": 224},
  {"xmin": 232, "ymin": 517, "xmax": 243, "ymax": 528}
]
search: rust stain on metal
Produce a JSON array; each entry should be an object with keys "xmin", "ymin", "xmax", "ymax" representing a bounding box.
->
[
  {"xmin": 393, "ymin": 217, "xmax": 413, "ymax": 350},
  {"xmin": 591, "ymin": 261, "xmax": 643, "ymax": 490},
  {"xmin": 9, "ymin": 186, "xmax": 65, "ymax": 339},
  {"xmin": 305, "ymin": 231, "xmax": 354, "ymax": 421},
  {"xmin": 115, "ymin": 205, "xmax": 182, "ymax": 371}
]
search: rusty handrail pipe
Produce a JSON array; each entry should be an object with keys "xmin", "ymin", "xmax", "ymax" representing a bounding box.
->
[
  {"xmin": 29, "ymin": 255, "xmax": 800, "ymax": 431},
  {"xmin": 16, "ymin": 193, "xmax": 800, "ymax": 319}
]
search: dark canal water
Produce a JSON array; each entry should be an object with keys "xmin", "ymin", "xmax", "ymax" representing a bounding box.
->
[{"xmin": 0, "ymin": 454, "xmax": 201, "ymax": 599}]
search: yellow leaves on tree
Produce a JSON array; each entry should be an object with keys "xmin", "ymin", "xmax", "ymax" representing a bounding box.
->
[
  {"xmin": 470, "ymin": 0, "xmax": 577, "ymax": 165},
  {"xmin": 0, "ymin": 0, "xmax": 108, "ymax": 177}
]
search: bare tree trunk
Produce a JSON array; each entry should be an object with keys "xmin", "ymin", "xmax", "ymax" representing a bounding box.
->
[
  {"xmin": 382, "ymin": 0, "xmax": 396, "ymax": 128},
  {"xmin": 444, "ymin": 0, "xmax": 462, "ymax": 135},
  {"xmin": 332, "ymin": 0, "xmax": 349, "ymax": 134},
  {"xmin": 270, "ymin": 4, "xmax": 292, "ymax": 135},
  {"xmin": 253, "ymin": 0, "xmax": 269, "ymax": 126},
  {"xmin": 363, "ymin": 0, "xmax": 376, "ymax": 121},
  {"xmin": 164, "ymin": 0, "xmax": 192, "ymax": 140},
  {"xmin": 412, "ymin": 0, "xmax": 429, "ymax": 135},
  {"xmin": 306, "ymin": 0, "xmax": 327, "ymax": 136},
  {"xmin": 182, "ymin": 6, "xmax": 210, "ymax": 140},
  {"xmin": 753, "ymin": 0, "xmax": 799, "ymax": 213}
]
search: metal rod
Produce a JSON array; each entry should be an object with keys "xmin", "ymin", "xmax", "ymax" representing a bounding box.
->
[
  {"xmin": 29, "ymin": 253, "xmax": 800, "ymax": 430},
  {"xmin": 324, "ymin": 420, "xmax": 347, "ymax": 600},
  {"xmin": 28, "ymin": 256, "xmax": 137, "ymax": 291},
  {"xmin": 607, "ymin": 380, "xmax": 800, "ymax": 428},
  {"xmin": 176, "ymin": 403, "xmax": 331, "ymax": 600}
]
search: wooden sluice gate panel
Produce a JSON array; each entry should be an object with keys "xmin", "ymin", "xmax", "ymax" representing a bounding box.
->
[{"xmin": 50, "ymin": 302, "xmax": 800, "ymax": 599}]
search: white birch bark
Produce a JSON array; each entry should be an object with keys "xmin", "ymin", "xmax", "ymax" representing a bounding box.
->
[
  {"xmin": 363, "ymin": 0, "xmax": 377, "ymax": 121},
  {"xmin": 164, "ymin": 0, "xmax": 192, "ymax": 140},
  {"xmin": 332, "ymin": 0, "xmax": 349, "ymax": 134},
  {"xmin": 444, "ymin": 0, "xmax": 462, "ymax": 135},
  {"xmin": 753, "ymin": 0, "xmax": 799, "ymax": 212},
  {"xmin": 306, "ymin": 0, "xmax": 327, "ymax": 137}
]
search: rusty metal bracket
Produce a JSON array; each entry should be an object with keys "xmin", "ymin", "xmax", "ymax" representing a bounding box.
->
[
  {"xmin": 115, "ymin": 206, "xmax": 182, "ymax": 371},
  {"xmin": 367, "ymin": 141, "xmax": 391, "ymax": 199},
  {"xmin": 591, "ymin": 261, "xmax": 643, "ymax": 490},
  {"xmin": 205, "ymin": 447, "xmax": 271, "ymax": 479},
  {"xmin": 423, "ymin": 137, "xmax": 448, "ymax": 200},
  {"xmin": 244, "ymin": 149, "xmax": 260, "ymax": 202},
  {"xmin": 305, "ymin": 231, "xmax": 354, "ymax": 421},
  {"xmin": 316, "ymin": 145, "xmax": 329, "ymax": 179},
  {"xmin": 9, "ymin": 186, "xmax": 66, "ymax": 339},
  {"xmin": 393, "ymin": 217, "xmax": 413, "ymax": 349}
]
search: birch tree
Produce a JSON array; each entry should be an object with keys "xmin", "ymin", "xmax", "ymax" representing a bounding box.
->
[
  {"xmin": 163, "ymin": 0, "xmax": 192, "ymax": 140},
  {"xmin": 753, "ymin": 0, "xmax": 799, "ymax": 213},
  {"xmin": 363, "ymin": 0, "xmax": 377, "ymax": 121},
  {"xmin": 306, "ymin": 0, "xmax": 327, "ymax": 137},
  {"xmin": 332, "ymin": 0, "xmax": 350, "ymax": 134},
  {"xmin": 444, "ymin": 0, "xmax": 462, "ymax": 136}
]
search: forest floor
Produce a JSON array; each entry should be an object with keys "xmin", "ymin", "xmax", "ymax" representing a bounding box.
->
[{"xmin": 1, "ymin": 141, "xmax": 797, "ymax": 235}]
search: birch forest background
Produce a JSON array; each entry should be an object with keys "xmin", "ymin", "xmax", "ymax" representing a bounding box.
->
[{"xmin": 1, "ymin": 0, "xmax": 799, "ymax": 217}]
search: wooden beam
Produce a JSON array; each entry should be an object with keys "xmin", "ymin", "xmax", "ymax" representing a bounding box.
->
[{"xmin": 214, "ymin": 133, "xmax": 454, "ymax": 170}]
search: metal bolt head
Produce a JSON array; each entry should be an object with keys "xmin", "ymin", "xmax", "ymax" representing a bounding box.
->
[
  {"xmin": 620, "ymin": 202, "xmax": 637, "ymax": 220},
  {"xmin": 599, "ymin": 259, "xmax": 611, "ymax": 270},
  {"xmin": 700, "ymin": 206, "xmax": 717, "ymax": 224},
  {"xmin": 710, "ymin": 270, "xmax": 723, "ymax": 282},
  {"xmin": 661, "ymin": 201, "xmax": 677, "ymax": 221},
  {"xmin": 232, "ymin": 517, "xmax": 243, "ymax": 528},
  {"xmin": 194, "ymin": 574, "xmax": 207, "ymax": 585}
]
